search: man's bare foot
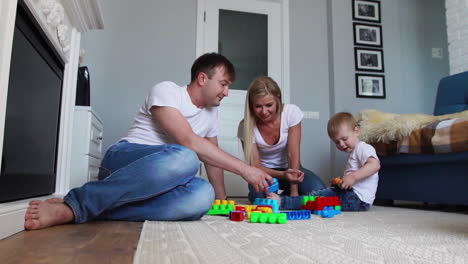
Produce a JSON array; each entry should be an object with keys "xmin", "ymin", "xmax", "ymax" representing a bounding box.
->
[
  {"xmin": 266, "ymin": 192, "xmax": 281, "ymax": 207},
  {"xmin": 24, "ymin": 200, "xmax": 74, "ymax": 230},
  {"xmin": 45, "ymin": 197, "xmax": 64, "ymax": 204}
]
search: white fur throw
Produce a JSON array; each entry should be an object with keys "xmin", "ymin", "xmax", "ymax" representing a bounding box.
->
[{"xmin": 357, "ymin": 109, "xmax": 468, "ymax": 143}]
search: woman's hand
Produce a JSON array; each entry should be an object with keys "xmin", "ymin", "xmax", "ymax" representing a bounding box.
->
[
  {"xmin": 283, "ymin": 169, "xmax": 304, "ymax": 184},
  {"xmin": 240, "ymin": 165, "xmax": 274, "ymax": 194}
]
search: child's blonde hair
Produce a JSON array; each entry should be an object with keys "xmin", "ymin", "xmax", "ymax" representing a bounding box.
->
[{"xmin": 327, "ymin": 112, "xmax": 358, "ymax": 138}]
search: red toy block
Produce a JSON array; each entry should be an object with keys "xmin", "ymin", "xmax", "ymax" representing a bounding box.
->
[
  {"xmin": 302, "ymin": 196, "xmax": 341, "ymax": 211},
  {"xmin": 235, "ymin": 206, "xmax": 246, "ymax": 212},
  {"xmin": 230, "ymin": 211, "xmax": 245, "ymax": 222}
]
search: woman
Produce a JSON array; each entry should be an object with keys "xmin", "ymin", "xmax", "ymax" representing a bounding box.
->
[{"xmin": 238, "ymin": 76, "xmax": 325, "ymax": 203}]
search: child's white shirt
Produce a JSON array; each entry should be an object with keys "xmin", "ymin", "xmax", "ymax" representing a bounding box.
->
[{"xmin": 345, "ymin": 141, "xmax": 379, "ymax": 205}]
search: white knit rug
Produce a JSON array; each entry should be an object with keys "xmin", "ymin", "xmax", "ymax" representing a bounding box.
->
[{"xmin": 133, "ymin": 206, "xmax": 468, "ymax": 264}]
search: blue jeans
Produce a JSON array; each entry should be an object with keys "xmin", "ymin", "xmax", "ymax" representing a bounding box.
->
[
  {"xmin": 63, "ymin": 142, "xmax": 215, "ymax": 223},
  {"xmin": 310, "ymin": 187, "xmax": 370, "ymax": 211},
  {"xmin": 248, "ymin": 167, "xmax": 325, "ymax": 203}
]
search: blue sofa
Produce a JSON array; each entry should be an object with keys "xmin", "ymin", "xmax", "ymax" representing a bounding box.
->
[{"xmin": 376, "ymin": 71, "xmax": 468, "ymax": 206}]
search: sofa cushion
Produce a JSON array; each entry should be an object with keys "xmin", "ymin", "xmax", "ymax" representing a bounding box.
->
[
  {"xmin": 379, "ymin": 151, "xmax": 468, "ymax": 166},
  {"xmin": 434, "ymin": 71, "xmax": 468, "ymax": 115}
]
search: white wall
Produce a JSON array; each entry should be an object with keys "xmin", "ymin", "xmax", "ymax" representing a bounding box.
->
[
  {"xmin": 81, "ymin": 0, "xmax": 449, "ymax": 185},
  {"xmin": 446, "ymin": 0, "xmax": 468, "ymax": 74}
]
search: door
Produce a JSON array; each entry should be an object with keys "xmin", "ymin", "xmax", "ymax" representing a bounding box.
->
[{"xmin": 197, "ymin": 0, "xmax": 289, "ymax": 196}]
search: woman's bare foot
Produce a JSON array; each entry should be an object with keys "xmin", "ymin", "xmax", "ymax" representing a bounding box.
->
[
  {"xmin": 290, "ymin": 183, "xmax": 299, "ymax": 197},
  {"xmin": 24, "ymin": 200, "xmax": 74, "ymax": 230},
  {"xmin": 266, "ymin": 192, "xmax": 281, "ymax": 207}
]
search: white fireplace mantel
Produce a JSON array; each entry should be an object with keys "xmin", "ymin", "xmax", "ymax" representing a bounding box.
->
[{"xmin": 0, "ymin": 0, "xmax": 103, "ymax": 240}]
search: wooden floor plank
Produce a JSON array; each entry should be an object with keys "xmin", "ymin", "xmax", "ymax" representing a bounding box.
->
[{"xmin": 0, "ymin": 221, "xmax": 142, "ymax": 264}]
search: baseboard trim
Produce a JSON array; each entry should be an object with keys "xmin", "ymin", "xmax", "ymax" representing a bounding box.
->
[{"xmin": 0, "ymin": 195, "xmax": 56, "ymax": 239}]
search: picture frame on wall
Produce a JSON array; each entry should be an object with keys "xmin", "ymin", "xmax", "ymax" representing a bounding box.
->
[
  {"xmin": 353, "ymin": 23, "xmax": 382, "ymax": 47},
  {"xmin": 355, "ymin": 73, "xmax": 386, "ymax": 99},
  {"xmin": 354, "ymin": 47, "xmax": 384, "ymax": 72},
  {"xmin": 352, "ymin": 0, "xmax": 381, "ymax": 23}
]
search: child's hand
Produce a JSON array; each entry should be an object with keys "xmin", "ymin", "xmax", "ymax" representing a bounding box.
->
[
  {"xmin": 266, "ymin": 192, "xmax": 281, "ymax": 207},
  {"xmin": 341, "ymin": 173, "xmax": 357, "ymax": 189}
]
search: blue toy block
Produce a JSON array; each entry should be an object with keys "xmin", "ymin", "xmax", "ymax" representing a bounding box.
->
[
  {"xmin": 268, "ymin": 178, "xmax": 279, "ymax": 193},
  {"xmin": 314, "ymin": 206, "xmax": 337, "ymax": 218},
  {"xmin": 282, "ymin": 210, "xmax": 311, "ymax": 220},
  {"xmin": 253, "ymin": 198, "xmax": 279, "ymax": 213}
]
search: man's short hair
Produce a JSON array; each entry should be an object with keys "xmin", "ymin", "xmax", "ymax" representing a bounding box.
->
[
  {"xmin": 190, "ymin": 53, "xmax": 236, "ymax": 83},
  {"xmin": 327, "ymin": 112, "xmax": 358, "ymax": 138}
]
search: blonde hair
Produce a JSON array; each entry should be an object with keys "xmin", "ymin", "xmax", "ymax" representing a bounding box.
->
[
  {"xmin": 241, "ymin": 76, "xmax": 283, "ymax": 164},
  {"xmin": 327, "ymin": 112, "xmax": 358, "ymax": 138}
]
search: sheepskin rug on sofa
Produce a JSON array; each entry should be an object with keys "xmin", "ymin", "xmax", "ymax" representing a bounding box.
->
[{"xmin": 357, "ymin": 109, "xmax": 468, "ymax": 143}]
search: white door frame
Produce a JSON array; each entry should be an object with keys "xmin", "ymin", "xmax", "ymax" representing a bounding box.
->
[
  {"xmin": 196, "ymin": 0, "xmax": 290, "ymax": 104},
  {"xmin": 196, "ymin": 0, "xmax": 290, "ymax": 196}
]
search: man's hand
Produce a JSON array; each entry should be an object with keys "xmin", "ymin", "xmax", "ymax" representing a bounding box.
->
[
  {"xmin": 283, "ymin": 169, "xmax": 304, "ymax": 184},
  {"xmin": 240, "ymin": 165, "xmax": 274, "ymax": 194}
]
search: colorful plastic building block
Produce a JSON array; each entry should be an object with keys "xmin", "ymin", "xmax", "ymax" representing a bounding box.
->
[
  {"xmin": 256, "ymin": 205, "xmax": 273, "ymax": 213},
  {"xmin": 253, "ymin": 198, "xmax": 279, "ymax": 212},
  {"xmin": 314, "ymin": 206, "xmax": 338, "ymax": 218},
  {"xmin": 213, "ymin": 199, "xmax": 236, "ymax": 206},
  {"xmin": 207, "ymin": 203, "xmax": 235, "ymax": 215},
  {"xmin": 301, "ymin": 196, "xmax": 342, "ymax": 217},
  {"xmin": 250, "ymin": 212, "xmax": 287, "ymax": 224},
  {"xmin": 269, "ymin": 178, "xmax": 279, "ymax": 193},
  {"xmin": 282, "ymin": 210, "xmax": 311, "ymax": 220},
  {"xmin": 302, "ymin": 196, "xmax": 341, "ymax": 211},
  {"xmin": 331, "ymin": 177, "xmax": 342, "ymax": 187},
  {"xmin": 229, "ymin": 211, "xmax": 245, "ymax": 221}
]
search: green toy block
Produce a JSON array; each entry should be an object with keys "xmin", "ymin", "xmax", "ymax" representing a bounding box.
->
[
  {"xmin": 207, "ymin": 204, "xmax": 235, "ymax": 215},
  {"xmin": 335, "ymin": 205, "xmax": 341, "ymax": 211},
  {"xmin": 302, "ymin": 196, "xmax": 317, "ymax": 205},
  {"xmin": 250, "ymin": 212, "xmax": 287, "ymax": 224}
]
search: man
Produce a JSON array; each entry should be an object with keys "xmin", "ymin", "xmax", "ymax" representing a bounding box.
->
[{"xmin": 24, "ymin": 53, "xmax": 273, "ymax": 230}]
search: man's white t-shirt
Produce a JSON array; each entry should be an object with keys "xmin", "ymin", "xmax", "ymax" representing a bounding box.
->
[
  {"xmin": 237, "ymin": 104, "xmax": 303, "ymax": 168},
  {"xmin": 345, "ymin": 141, "xmax": 379, "ymax": 205},
  {"xmin": 121, "ymin": 81, "xmax": 219, "ymax": 145}
]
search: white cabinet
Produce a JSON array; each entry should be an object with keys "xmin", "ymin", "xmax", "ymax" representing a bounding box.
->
[{"xmin": 70, "ymin": 106, "xmax": 104, "ymax": 189}]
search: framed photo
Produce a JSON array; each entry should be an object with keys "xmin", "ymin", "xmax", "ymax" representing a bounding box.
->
[
  {"xmin": 352, "ymin": 0, "xmax": 381, "ymax": 23},
  {"xmin": 353, "ymin": 23, "xmax": 382, "ymax": 47},
  {"xmin": 354, "ymin": 47, "xmax": 384, "ymax": 72},
  {"xmin": 355, "ymin": 73, "xmax": 386, "ymax": 99}
]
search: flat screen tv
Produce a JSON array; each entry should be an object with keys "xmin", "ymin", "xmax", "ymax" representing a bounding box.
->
[{"xmin": 0, "ymin": 1, "xmax": 64, "ymax": 202}]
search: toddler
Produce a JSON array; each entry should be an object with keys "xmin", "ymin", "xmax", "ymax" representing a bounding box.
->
[{"xmin": 268, "ymin": 112, "xmax": 380, "ymax": 211}]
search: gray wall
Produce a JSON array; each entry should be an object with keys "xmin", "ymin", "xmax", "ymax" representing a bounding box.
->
[
  {"xmin": 330, "ymin": 0, "xmax": 449, "ymax": 176},
  {"xmin": 81, "ymin": 0, "xmax": 197, "ymax": 152},
  {"xmin": 81, "ymin": 0, "xmax": 448, "ymax": 183}
]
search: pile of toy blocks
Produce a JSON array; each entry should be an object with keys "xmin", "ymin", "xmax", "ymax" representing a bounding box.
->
[
  {"xmin": 207, "ymin": 197, "xmax": 341, "ymax": 224},
  {"xmin": 206, "ymin": 179, "xmax": 342, "ymax": 223},
  {"xmin": 301, "ymin": 196, "xmax": 341, "ymax": 218}
]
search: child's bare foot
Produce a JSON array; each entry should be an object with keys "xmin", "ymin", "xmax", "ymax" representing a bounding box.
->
[
  {"xmin": 24, "ymin": 200, "xmax": 74, "ymax": 230},
  {"xmin": 266, "ymin": 192, "xmax": 281, "ymax": 207}
]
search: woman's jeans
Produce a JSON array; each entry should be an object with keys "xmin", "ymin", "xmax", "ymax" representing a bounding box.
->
[
  {"xmin": 63, "ymin": 142, "xmax": 215, "ymax": 223},
  {"xmin": 248, "ymin": 167, "xmax": 325, "ymax": 203}
]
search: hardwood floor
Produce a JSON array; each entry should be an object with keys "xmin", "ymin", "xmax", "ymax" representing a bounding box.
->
[{"xmin": 0, "ymin": 221, "xmax": 142, "ymax": 264}]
